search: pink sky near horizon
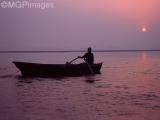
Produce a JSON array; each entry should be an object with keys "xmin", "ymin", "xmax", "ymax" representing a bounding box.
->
[{"xmin": 64, "ymin": 0, "xmax": 160, "ymax": 28}]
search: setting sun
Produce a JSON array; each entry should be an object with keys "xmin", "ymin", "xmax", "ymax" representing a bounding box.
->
[{"xmin": 141, "ymin": 27, "xmax": 147, "ymax": 32}]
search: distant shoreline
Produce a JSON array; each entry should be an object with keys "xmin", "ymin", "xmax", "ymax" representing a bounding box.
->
[{"xmin": 0, "ymin": 50, "xmax": 160, "ymax": 53}]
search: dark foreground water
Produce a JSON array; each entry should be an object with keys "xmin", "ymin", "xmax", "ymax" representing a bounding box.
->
[{"xmin": 0, "ymin": 52, "xmax": 160, "ymax": 120}]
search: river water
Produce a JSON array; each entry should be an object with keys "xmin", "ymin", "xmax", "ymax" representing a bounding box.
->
[{"xmin": 0, "ymin": 51, "xmax": 160, "ymax": 120}]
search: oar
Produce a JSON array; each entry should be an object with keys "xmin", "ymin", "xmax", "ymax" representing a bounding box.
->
[
  {"xmin": 68, "ymin": 57, "xmax": 79, "ymax": 64},
  {"xmin": 68, "ymin": 57, "xmax": 94, "ymax": 74},
  {"xmin": 83, "ymin": 59, "xmax": 94, "ymax": 74}
]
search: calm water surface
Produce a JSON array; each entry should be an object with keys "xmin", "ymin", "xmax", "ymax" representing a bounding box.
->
[{"xmin": 0, "ymin": 52, "xmax": 160, "ymax": 120}]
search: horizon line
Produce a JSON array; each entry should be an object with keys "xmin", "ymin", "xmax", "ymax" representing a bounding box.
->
[{"xmin": 0, "ymin": 49, "xmax": 160, "ymax": 53}]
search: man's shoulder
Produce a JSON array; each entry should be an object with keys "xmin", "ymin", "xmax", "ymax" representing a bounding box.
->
[
  {"xmin": 84, "ymin": 52, "xmax": 93, "ymax": 56},
  {"xmin": 90, "ymin": 53, "xmax": 94, "ymax": 56}
]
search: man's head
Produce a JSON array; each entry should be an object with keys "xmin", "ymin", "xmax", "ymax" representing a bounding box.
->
[{"xmin": 88, "ymin": 47, "xmax": 92, "ymax": 53}]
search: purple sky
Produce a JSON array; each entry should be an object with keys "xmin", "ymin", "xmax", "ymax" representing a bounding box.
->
[{"xmin": 0, "ymin": 0, "xmax": 160, "ymax": 51}]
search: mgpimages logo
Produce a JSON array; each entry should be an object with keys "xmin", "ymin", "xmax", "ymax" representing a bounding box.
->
[{"xmin": 0, "ymin": 0, "xmax": 54, "ymax": 10}]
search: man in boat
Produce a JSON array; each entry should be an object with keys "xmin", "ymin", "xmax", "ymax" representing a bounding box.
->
[{"xmin": 78, "ymin": 47, "xmax": 94, "ymax": 64}]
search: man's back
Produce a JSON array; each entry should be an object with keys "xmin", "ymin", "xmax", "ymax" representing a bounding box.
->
[{"xmin": 84, "ymin": 52, "xmax": 94, "ymax": 64}]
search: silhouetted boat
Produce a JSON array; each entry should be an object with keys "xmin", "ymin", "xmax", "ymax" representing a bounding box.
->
[{"xmin": 13, "ymin": 61, "xmax": 102, "ymax": 77}]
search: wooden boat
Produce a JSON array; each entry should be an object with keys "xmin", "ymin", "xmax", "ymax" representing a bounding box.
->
[{"xmin": 13, "ymin": 61, "xmax": 102, "ymax": 77}]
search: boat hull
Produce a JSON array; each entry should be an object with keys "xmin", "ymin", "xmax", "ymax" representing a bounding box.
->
[{"xmin": 13, "ymin": 61, "xmax": 102, "ymax": 77}]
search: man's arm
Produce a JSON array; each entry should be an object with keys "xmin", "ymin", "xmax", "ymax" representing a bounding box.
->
[{"xmin": 78, "ymin": 53, "xmax": 86, "ymax": 58}]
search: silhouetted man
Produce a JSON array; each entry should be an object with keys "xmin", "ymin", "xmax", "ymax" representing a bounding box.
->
[{"xmin": 78, "ymin": 47, "xmax": 94, "ymax": 64}]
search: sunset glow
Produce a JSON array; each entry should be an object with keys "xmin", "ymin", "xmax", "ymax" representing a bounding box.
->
[
  {"xmin": 0, "ymin": 0, "xmax": 160, "ymax": 50},
  {"xmin": 141, "ymin": 27, "xmax": 147, "ymax": 32},
  {"xmin": 70, "ymin": 0, "xmax": 160, "ymax": 28}
]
